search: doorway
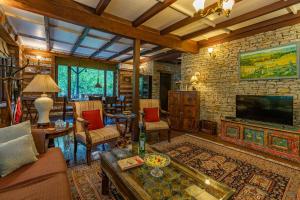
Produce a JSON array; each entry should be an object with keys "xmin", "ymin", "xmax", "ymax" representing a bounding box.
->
[{"xmin": 160, "ymin": 73, "xmax": 171, "ymax": 111}]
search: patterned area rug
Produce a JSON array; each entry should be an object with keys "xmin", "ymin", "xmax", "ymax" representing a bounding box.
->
[
  {"xmin": 68, "ymin": 134, "xmax": 300, "ymax": 200},
  {"xmin": 153, "ymin": 134, "xmax": 300, "ymax": 200}
]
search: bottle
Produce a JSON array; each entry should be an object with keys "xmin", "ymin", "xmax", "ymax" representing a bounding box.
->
[{"xmin": 139, "ymin": 125, "xmax": 146, "ymax": 156}]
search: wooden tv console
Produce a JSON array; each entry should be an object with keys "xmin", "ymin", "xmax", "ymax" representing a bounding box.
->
[{"xmin": 220, "ymin": 119, "xmax": 300, "ymax": 163}]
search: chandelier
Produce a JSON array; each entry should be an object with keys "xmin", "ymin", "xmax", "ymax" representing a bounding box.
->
[{"xmin": 193, "ymin": 0, "xmax": 235, "ymax": 17}]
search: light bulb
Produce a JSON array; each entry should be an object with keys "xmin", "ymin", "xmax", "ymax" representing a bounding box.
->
[
  {"xmin": 222, "ymin": 0, "xmax": 235, "ymax": 10},
  {"xmin": 193, "ymin": 0, "xmax": 205, "ymax": 12},
  {"xmin": 208, "ymin": 47, "xmax": 214, "ymax": 54}
]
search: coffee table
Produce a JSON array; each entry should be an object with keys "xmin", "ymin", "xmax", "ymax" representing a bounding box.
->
[{"xmin": 100, "ymin": 144, "xmax": 235, "ymax": 200}]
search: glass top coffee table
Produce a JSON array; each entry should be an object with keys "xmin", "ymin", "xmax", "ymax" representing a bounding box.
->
[{"xmin": 100, "ymin": 144, "xmax": 235, "ymax": 200}]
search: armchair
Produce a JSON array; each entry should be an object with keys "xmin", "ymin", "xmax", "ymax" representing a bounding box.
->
[
  {"xmin": 139, "ymin": 99, "xmax": 171, "ymax": 142},
  {"xmin": 73, "ymin": 100, "xmax": 120, "ymax": 165}
]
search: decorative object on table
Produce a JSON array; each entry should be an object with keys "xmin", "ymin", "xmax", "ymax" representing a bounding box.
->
[
  {"xmin": 23, "ymin": 74, "xmax": 61, "ymax": 126},
  {"xmin": 55, "ymin": 119, "xmax": 66, "ymax": 130},
  {"xmin": 122, "ymin": 110, "xmax": 132, "ymax": 115},
  {"xmin": 190, "ymin": 75, "xmax": 198, "ymax": 91},
  {"xmin": 193, "ymin": 0, "xmax": 235, "ymax": 17},
  {"xmin": 117, "ymin": 156, "xmax": 144, "ymax": 171},
  {"xmin": 200, "ymin": 120, "xmax": 217, "ymax": 135},
  {"xmin": 144, "ymin": 153, "xmax": 170, "ymax": 177},
  {"xmin": 239, "ymin": 43, "xmax": 298, "ymax": 80},
  {"xmin": 138, "ymin": 125, "xmax": 146, "ymax": 156}
]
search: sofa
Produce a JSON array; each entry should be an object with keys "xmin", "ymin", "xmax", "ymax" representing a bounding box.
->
[{"xmin": 0, "ymin": 127, "xmax": 71, "ymax": 200}]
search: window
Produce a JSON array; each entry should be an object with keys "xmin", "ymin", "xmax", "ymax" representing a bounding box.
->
[
  {"xmin": 57, "ymin": 65, "xmax": 68, "ymax": 97},
  {"xmin": 57, "ymin": 65, "xmax": 115, "ymax": 99}
]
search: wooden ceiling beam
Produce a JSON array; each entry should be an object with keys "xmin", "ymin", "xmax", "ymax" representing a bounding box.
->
[
  {"xmin": 44, "ymin": 16, "xmax": 50, "ymax": 51},
  {"xmin": 1, "ymin": 0, "xmax": 198, "ymax": 53},
  {"xmin": 181, "ymin": 0, "xmax": 300, "ymax": 40},
  {"xmin": 71, "ymin": 27, "xmax": 90, "ymax": 54},
  {"xmin": 95, "ymin": 0, "xmax": 111, "ymax": 15},
  {"xmin": 90, "ymin": 35, "xmax": 121, "ymax": 58},
  {"xmin": 133, "ymin": 0, "xmax": 177, "ymax": 27},
  {"xmin": 160, "ymin": 0, "xmax": 243, "ymax": 35},
  {"xmin": 198, "ymin": 12, "xmax": 300, "ymax": 47},
  {"xmin": 107, "ymin": 46, "xmax": 133, "ymax": 61},
  {"xmin": 121, "ymin": 46, "xmax": 163, "ymax": 63},
  {"xmin": 141, "ymin": 50, "xmax": 181, "ymax": 63}
]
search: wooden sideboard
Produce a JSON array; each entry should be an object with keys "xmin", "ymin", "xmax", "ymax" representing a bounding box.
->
[
  {"xmin": 221, "ymin": 119, "xmax": 300, "ymax": 163},
  {"xmin": 168, "ymin": 91, "xmax": 199, "ymax": 132}
]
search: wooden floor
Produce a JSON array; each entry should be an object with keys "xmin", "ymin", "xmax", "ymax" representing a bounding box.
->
[{"xmin": 162, "ymin": 130, "xmax": 300, "ymax": 168}]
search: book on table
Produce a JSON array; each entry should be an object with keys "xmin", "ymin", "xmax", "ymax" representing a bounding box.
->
[{"xmin": 117, "ymin": 156, "xmax": 144, "ymax": 171}]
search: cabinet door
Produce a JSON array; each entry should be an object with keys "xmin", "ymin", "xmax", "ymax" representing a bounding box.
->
[
  {"xmin": 168, "ymin": 91, "xmax": 182, "ymax": 130},
  {"xmin": 268, "ymin": 131, "xmax": 300, "ymax": 155}
]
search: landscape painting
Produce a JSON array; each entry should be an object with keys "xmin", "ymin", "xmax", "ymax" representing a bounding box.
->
[{"xmin": 239, "ymin": 44, "xmax": 298, "ymax": 80}]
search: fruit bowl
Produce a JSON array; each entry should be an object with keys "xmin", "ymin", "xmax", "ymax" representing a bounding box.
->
[{"xmin": 144, "ymin": 153, "xmax": 170, "ymax": 177}]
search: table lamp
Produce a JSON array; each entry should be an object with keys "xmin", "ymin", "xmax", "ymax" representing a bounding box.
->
[{"xmin": 23, "ymin": 74, "xmax": 60, "ymax": 125}]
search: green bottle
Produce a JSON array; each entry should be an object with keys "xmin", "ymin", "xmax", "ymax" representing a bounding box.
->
[{"xmin": 139, "ymin": 125, "xmax": 146, "ymax": 156}]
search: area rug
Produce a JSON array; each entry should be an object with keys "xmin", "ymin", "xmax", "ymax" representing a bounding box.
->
[
  {"xmin": 153, "ymin": 134, "xmax": 300, "ymax": 200},
  {"xmin": 68, "ymin": 134, "xmax": 300, "ymax": 200}
]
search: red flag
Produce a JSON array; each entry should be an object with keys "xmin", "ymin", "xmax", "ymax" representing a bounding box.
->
[{"xmin": 14, "ymin": 97, "xmax": 22, "ymax": 124}]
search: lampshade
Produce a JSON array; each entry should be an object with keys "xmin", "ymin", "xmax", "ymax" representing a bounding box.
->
[
  {"xmin": 193, "ymin": 0, "xmax": 205, "ymax": 12},
  {"xmin": 190, "ymin": 75, "xmax": 198, "ymax": 84},
  {"xmin": 222, "ymin": 0, "xmax": 235, "ymax": 10},
  {"xmin": 23, "ymin": 74, "xmax": 60, "ymax": 93}
]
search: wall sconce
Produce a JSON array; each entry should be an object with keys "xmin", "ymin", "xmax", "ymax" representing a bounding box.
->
[{"xmin": 208, "ymin": 47, "xmax": 216, "ymax": 58}]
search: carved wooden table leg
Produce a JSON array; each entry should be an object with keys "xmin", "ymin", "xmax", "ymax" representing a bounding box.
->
[{"xmin": 101, "ymin": 170, "xmax": 110, "ymax": 195}]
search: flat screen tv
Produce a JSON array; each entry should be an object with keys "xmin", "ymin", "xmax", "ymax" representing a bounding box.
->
[{"xmin": 236, "ymin": 95, "xmax": 293, "ymax": 126}]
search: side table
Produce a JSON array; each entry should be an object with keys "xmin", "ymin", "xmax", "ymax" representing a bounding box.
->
[
  {"xmin": 113, "ymin": 113, "xmax": 136, "ymax": 147},
  {"xmin": 31, "ymin": 123, "xmax": 73, "ymax": 158}
]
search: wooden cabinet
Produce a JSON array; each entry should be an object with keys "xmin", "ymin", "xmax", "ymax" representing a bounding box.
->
[
  {"xmin": 168, "ymin": 91, "xmax": 199, "ymax": 132},
  {"xmin": 221, "ymin": 119, "xmax": 300, "ymax": 163}
]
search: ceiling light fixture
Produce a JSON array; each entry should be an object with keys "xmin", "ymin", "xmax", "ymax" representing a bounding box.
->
[{"xmin": 193, "ymin": 0, "xmax": 235, "ymax": 17}]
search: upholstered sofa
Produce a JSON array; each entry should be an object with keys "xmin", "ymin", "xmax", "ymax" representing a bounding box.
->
[{"xmin": 0, "ymin": 128, "xmax": 71, "ymax": 200}]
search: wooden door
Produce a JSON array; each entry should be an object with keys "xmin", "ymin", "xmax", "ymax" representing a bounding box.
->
[{"xmin": 160, "ymin": 73, "xmax": 171, "ymax": 111}]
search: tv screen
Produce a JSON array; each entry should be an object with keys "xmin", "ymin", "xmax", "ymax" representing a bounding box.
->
[{"xmin": 236, "ymin": 95, "xmax": 293, "ymax": 126}]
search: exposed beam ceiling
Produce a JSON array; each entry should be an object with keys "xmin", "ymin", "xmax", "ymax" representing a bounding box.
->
[
  {"xmin": 107, "ymin": 46, "xmax": 133, "ymax": 61},
  {"xmin": 44, "ymin": 16, "xmax": 50, "ymax": 51},
  {"xmin": 133, "ymin": 0, "xmax": 177, "ymax": 27},
  {"xmin": 141, "ymin": 50, "xmax": 181, "ymax": 63},
  {"xmin": 160, "ymin": 0, "xmax": 243, "ymax": 35},
  {"xmin": 95, "ymin": 0, "xmax": 111, "ymax": 15},
  {"xmin": 0, "ymin": 0, "xmax": 198, "ymax": 53},
  {"xmin": 181, "ymin": 0, "xmax": 300, "ymax": 40},
  {"xmin": 90, "ymin": 35, "xmax": 121, "ymax": 58},
  {"xmin": 198, "ymin": 12, "xmax": 300, "ymax": 47},
  {"xmin": 121, "ymin": 46, "xmax": 163, "ymax": 62},
  {"xmin": 71, "ymin": 27, "xmax": 90, "ymax": 54}
]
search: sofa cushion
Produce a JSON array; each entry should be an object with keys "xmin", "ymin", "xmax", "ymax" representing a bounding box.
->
[
  {"xmin": 82, "ymin": 109, "xmax": 104, "ymax": 130},
  {"xmin": 0, "ymin": 135, "xmax": 38, "ymax": 177},
  {"xmin": 0, "ymin": 121, "xmax": 38, "ymax": 156},
  {"xmin": 0, "ymin": 148, "xmax": 66, "ymax": 192},
  {"xmin": 143, "ymin": 107, "xmax": 160, "ymax": 122},
  {"xmin": 76, "ymin": 125, "xmax": 120, "ymax": 144},
  {"xmin": 145, "ymin": 120, "xmax": 169, "ymax": 131}
]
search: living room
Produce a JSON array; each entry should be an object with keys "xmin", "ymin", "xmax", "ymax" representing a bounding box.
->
[{"xmin": 0, "ymin": 0, "xmax": 300, "ymax": 200}]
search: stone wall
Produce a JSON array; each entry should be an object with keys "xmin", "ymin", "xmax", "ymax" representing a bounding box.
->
[{"xmin": 181, "ymin": 24, "xmax": 300, "ymax": 131}]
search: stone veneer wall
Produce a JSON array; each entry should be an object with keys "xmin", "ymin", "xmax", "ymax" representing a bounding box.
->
[{"xmin": 181, "ymin": 24, "xmax": 300, "ymax": 131}]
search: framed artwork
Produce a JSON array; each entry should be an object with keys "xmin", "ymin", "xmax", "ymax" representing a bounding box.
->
[{"xmin": 239, "ymin": 43, "xmax": 299, "ymax": 80}]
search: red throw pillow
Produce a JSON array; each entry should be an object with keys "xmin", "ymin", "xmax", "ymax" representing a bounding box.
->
[
  {"xmin": 143, "ymin": 107, "xmax": 160, "ymax": 122},
  {"xmin": 82, "ymin": 110, "xmax": 104, "ymax": 130}
]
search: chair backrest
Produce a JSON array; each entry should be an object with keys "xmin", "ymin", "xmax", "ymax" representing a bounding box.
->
[
  {"xmin": 139, "ymin": 99, "xmax": 160, "ymax": 122},
  {"xmin": 119, "ymin": 95, "xmax": 126, "ymax": 102},
  {"xmin": 88, "ymin": 95, "xmax": 102, "ymax": 101},
  {"xmin": 73, "ymin": 100, "xmax": 103, "ymax": 133}
]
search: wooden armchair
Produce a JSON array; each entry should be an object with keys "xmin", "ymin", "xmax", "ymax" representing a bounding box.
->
[
  {"xmin": 139, "ymin": 99, "xmax": 171, "ymax": 142},
  {"xmin": 73, "ymin": 100, "xmax": 120, "ymax": 165}
]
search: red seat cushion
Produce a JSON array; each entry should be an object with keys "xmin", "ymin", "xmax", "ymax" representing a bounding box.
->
[
  {"xmin": 82, "ymin": 110, "xmax": 104, "ymax": 130},
  {"xmin": 143, "ymin": 108, "xmax": 160, "ymax": 122}
]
